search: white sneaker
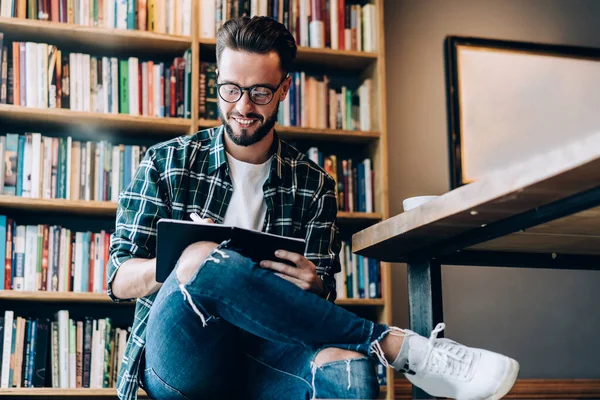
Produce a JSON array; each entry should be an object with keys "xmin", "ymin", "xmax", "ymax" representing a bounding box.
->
[{"xmin": 400, "ymin": 323, "xmax": 520, "ymax": 400}]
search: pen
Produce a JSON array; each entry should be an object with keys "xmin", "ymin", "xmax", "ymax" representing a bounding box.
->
[{"xmin": 190, "ymin": 212, "xmax": 202, "ymax": 222}]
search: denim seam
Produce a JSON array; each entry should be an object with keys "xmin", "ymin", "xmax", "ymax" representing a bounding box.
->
[
  {"xmin": 178, "ymin": 291, "xmax": 216, "ymax": 321},
  {"xmin": 145, "ymin": 367, "xmax": 192, "ymax": 400},
  {"xmin": 245, "ymin": 354, "xmax": 313, "ymax": 390},
  {"xmin": 192, "ymin": 291, "xmax": 305, "ymax": 344},
  {"xmin": 364, "ymin": 319, "xmax": 376, "ymax": 343},
  {"xmin": 151, "ymin": 289, "xmax": 193, "ymax": 316}
]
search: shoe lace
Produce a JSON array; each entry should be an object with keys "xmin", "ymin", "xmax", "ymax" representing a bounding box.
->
[
  {"xmin": 427, "ymin": 323, "xmax": 474, "ymax": 378},
  {"xmin": 370, "ymin": 327, "xmax": 408, "ymax": 369}
]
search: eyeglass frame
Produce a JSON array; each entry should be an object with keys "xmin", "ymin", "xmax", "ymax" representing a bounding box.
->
[{"xmin": 215, "ymin": 75, "xmax": 289, "ymax": 105}]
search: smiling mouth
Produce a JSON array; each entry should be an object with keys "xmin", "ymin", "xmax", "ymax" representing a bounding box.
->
[{"xmin": 232, "ymin": 116, "xmax": 260, "ymax": 128}]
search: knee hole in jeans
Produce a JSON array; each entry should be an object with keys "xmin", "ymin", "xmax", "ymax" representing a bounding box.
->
[
  {"xmin": 314, "ymin": 348, "xmax": 364, "ymax": 367},
  {"xmin": 175, "ymin": 241, "xmax": 220, "ymax": 285}
]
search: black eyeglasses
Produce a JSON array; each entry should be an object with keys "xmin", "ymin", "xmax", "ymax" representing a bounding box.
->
[{"xmin": 216, "ymin": 75, "xmax": 288, "ymax": 105}]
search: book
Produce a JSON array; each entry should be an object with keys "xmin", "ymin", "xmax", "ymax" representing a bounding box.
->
[{"xmin": 155, "ymin": 218, "xmax": 306, "ymax": 283}]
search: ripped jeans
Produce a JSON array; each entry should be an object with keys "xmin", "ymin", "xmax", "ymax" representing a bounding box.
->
[{"xmin": 142, "ymin": 240, "xmax": 388, "ymax": 400}]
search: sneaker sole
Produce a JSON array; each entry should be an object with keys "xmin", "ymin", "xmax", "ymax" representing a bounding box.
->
[{"xmin": 484, "ymin": 358, "xmax": 520, "ymax": 400}]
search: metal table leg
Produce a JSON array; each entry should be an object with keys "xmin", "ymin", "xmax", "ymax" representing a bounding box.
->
[{"xmin": 407, "ymin": 258, "xmax": 444, "ymax": 399}]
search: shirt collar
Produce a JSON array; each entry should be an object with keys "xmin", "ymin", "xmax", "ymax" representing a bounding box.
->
[{"xmin": 207, "ymin": 125, "xmax": 285, "ymax": 183}]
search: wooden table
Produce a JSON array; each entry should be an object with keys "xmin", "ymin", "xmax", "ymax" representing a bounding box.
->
[{"xmin": 352, "ymin": 132, "xmax": 600, "ymax": 398}]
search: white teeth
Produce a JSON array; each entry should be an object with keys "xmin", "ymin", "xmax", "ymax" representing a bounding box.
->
[{"xmin": 234, "ymin": 117, "xmax": 256, "ymax": 126}]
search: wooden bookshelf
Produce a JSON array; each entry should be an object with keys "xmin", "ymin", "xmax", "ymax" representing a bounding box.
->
[
  {"xmin": 0, "ymin": 105, "xmax": 378, "ymax": 143},
  {"xmin": 0, "ymin": 388, "xmax": 148, "ymax": 397},
  {"xmin": 370, "ymin": 1, "xmax": 394, "ymax": 398},
  {"xmin": 0, "ymin": 104, "xmax": 192, "ymax": 137},
  {"xmin": 0, "ymin": 291, "xmax": 384, "ymax": 306},
  {"xmin": 0, "ymin": 291, "xmax": 119, "ymax": 303},
  {"xmin": 335, "ymin": 298, "xmax": 386, "ymax": 306},
  {"xmin": 0, "ymin": 196, "xmax": 382, "ymax": 223},
  {"xmin": 275, "ymin": 125, "xmax": 380, "ymax": 142},
  {"xmin": 199, "ymin": 38, "xmax": 378, "ymax": 70},
  {"xmin": 0, "ymin": 17, "xmax": 191, "ymax": 55},
  {"xmin": 0, "ymin": 196, "xmax": 116, "ymax": 216},
  {"xmin": 198, "ymin": 118, "xmax": 380, "ymax": 142},
  {"xmin": 0, "ymin": 386, "xmax": 388, "ymax": 398},
  {"xmin": 338, "ymin": 212, "xmax": 383, "ymax": 222},
  {"xmin": 0, "ymin": 1, "xmax": 393, "ymax": 397}
]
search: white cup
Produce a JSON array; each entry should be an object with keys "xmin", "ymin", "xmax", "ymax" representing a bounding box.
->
[{"xmin": 402, "ymin": 195, "xmax": 439, "ymax": 212}]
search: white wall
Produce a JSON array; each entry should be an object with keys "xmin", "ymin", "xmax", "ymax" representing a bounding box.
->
[{"xmin": 384, "ymin": 0, "xmax": 600, "ymax": 377}]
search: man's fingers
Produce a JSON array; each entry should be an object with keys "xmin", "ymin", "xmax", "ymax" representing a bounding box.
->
[
  {"xmin": 262, "ymin": 258, "xmax": 321, "ymax": 294},
  {"xmin": 260, "ymin": 260, "xmax": 301, "ymax": 278},
  {"xmin": 273, "ymin": 250, "xmax": 307, "ymax": 267},
  {"xmin": 274, "ymin": 273, "xmax": 310, "ymax": 291},
  {"xmin": 190, "ymin": 213, "xmax": 214, "ymax": 224}
]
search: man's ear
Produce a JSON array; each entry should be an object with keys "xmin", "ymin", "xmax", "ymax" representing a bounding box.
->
[{"xmin": 280, "ymin": 75, "xmax": 292, "ymax": 102}]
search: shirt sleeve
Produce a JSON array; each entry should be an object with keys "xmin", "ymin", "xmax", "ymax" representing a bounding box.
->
[
  {"xmin": 304, "ymin": 174, "xmax": 342, "ymax": 302},
  {"xmin": 106, "ymin": 150, "xmax": 171, "ymax": 302}
]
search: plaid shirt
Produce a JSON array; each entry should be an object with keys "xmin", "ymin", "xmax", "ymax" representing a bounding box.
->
[{"xmin": 107, "ymin": 125, "xmax": 341, "ymax": 400}]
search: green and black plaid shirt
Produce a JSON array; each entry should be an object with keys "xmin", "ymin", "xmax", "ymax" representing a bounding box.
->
[{"xmin": 107, "ymin": 125, "xmax": 341, "ymax": 400}]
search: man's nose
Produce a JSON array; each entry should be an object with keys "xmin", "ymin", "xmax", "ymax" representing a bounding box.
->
[{"xmin": 235, "ymin": 91, "xmax": 254, "ymax": 115}]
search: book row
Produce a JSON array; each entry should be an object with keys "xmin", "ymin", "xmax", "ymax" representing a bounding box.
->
[
  {"xmin": 199, "ymin": 0, "xmax": 378, "ymax": 53},
  {"xmin": 0, "ymin": 311, "xmax": 129, "ymax": 389},
  {"xmin": 0, "ymin": 216, "xmax": 112, "ymax": 293},
  {"xmin": 0, "ymin": 133, "xmax": 147, "ymax": 202},
  {"xmin": 0, "ymin": 132, "xmax": 376, "ymax": 207},
  {"xmin": 0, "ymin": 218, "xmax": 382, "ymax": 298},
  {"xmin": 1, "ymin": 0, "xmax": 192, "ymax": 36},
  {"xmin": 307, "ymin": 147, "xmax": 373, "ymax": 213},
  {"xmin": 334, "ymin": 239, "xmax": 381, "ymax": 300},
  {"xmin": 0, "ymin": 310, "xmax": 385, "ymax": 388},
  {"xmin": 200, "ymin": 62, "xmax": 372, "ymax": 131},
  {"xmin": 277, "ymin": 72, "xmax": 371, "ymax": 131},
  {"xmin": 0, "ymin": 35, "xmax": 193, "ymax": 118}
]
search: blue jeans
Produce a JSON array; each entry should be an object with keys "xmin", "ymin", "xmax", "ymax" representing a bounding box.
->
[{"xmin": 142, "ymin": 241, "xmax": 388, "ymax": 399}]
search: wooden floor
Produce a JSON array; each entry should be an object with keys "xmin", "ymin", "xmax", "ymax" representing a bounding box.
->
[{"xmin": 394, "ymin": 378, "xmax": 600, "ymax": 399}]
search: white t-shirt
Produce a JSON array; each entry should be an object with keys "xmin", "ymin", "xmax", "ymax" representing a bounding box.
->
[{"xmin": 222, "ymin": 152, "xmax": 273, "ymax": 231}]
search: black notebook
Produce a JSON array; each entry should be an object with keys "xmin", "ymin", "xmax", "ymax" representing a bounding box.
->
[{"xmin": 155, "ymin": 218, "xmax": 306, "ymax": 282}]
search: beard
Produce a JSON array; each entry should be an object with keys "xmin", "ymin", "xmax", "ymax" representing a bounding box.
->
[{"xmin": 220, "ymin": 102, "xmax": 280, "ymax": 147}]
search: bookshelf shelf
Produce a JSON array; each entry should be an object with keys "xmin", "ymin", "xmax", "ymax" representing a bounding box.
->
[
  {"xmin": 338, "ymin": 212, "xmax": 382, "ymax": 222},
  {"xmin": 199, "ymin": 38, "xmax": 377, "ymax": 70},
  {"xmin": 0, "ymin": 196, "xmax": 115, "ymax": 215},
  {"xmin": 198, "ymin": 119, "xmax": 380, "ymax": 142},
  {"xmin": 0, "ymin": 291, "xmax": 383, "ymax": 306},
  {"xmin": 276, "ymin": 125, "xmax": 380, "ymax": 142},
  {"xmin": 0, "ymin": 291, "xmax": 120, "ymax": 303},
  {"xmin": 0, "ymin": 17, "xmax": 191, "ymax": 55},
  {"xmin": 335, "ymin": 298, "xmax": 385, "ymax": 306},
  {"xmin": 0, "ymin": 387, "xmax": 385, "ymax": 399},
  {"xmin": 0, "ymin": 386, "xmax": 386, "ymax": 397},
  {"xmin": 0, "ymin": 388, "xmax": 148, "ymax": 397},
  {"xmin": 0, "ymin": 196, "xmax": 381, "ymax": 222},
  {"xmin": 0, "ymin": 104, "xmax": 192, "ymax": 136}
]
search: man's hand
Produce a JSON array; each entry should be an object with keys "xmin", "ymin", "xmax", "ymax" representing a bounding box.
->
[
  {"xmin": 190, "ymin": 213, "xmax": 214, "ymax": 224},
  {"xmin": 259, "ymin": 250, "xmax": 324, "ymax": 295}
]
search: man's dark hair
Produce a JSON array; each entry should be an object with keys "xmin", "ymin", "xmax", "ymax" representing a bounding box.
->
[{"xmin": 216, "ymin": 16, "xmax": 297, "ymax": 76}]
